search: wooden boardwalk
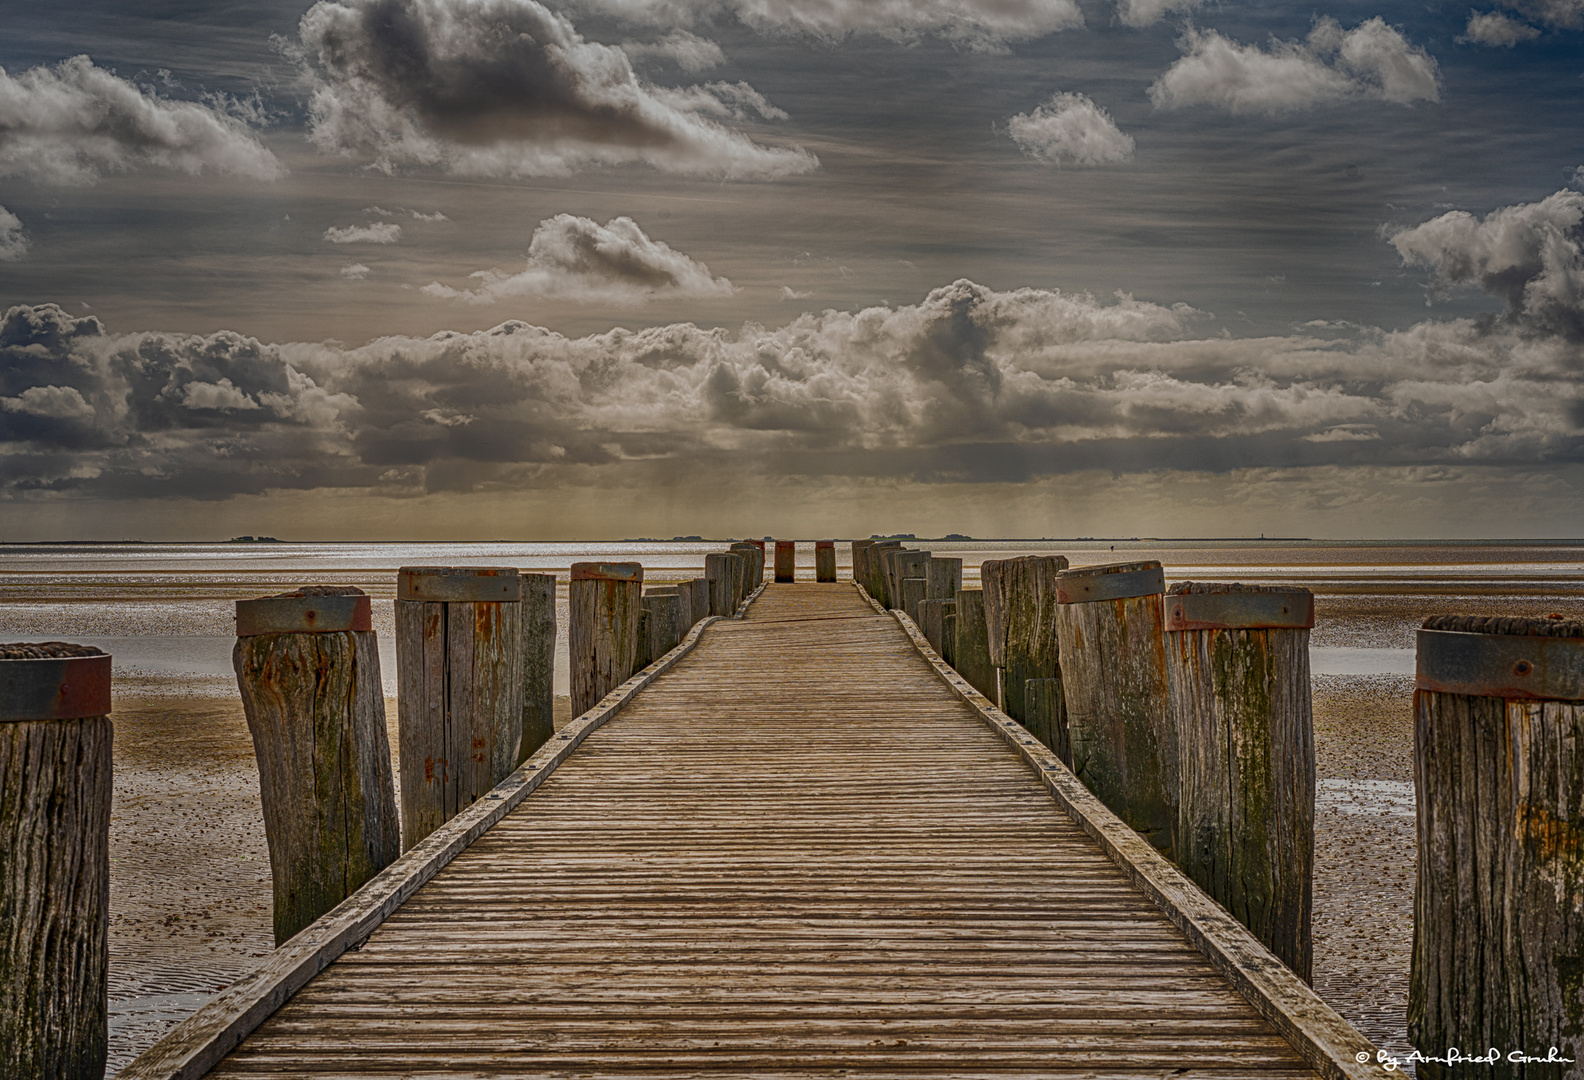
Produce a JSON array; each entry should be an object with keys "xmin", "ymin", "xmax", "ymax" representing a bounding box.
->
[{"xmin": 204, "ymin": 583, "xmax": 1320, "ymax": 1078}]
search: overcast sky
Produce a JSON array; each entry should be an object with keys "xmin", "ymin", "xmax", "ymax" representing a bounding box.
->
[{"xmin": 2, "ymin": 0, "xmax": 1583, "ymax": 540}]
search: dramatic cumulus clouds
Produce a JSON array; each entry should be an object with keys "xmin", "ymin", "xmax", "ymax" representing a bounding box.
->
[
  {"xmin": 324, "ymin": 222, "xmax": 402, "ymax": 244},
  {"xmin": 1391, "ymin": 188, "xmax": 1584, "ymax": 341},
  {"xmin": 620, "ymin": 30, "xmax": 726, "ymax": 73},
  {"xmin": 421, "ymin": 214, "xmax": 735, "ymax": 305},
  {"xmin": 564, "ymin": 0, "xmax": 1083, "ymax": 48},
  {"xmin": 0, "ymin": 207, "xmax": 26, "ymax": 261},
  {"xmin": 0, "ymin": 55, "xmax": 283, "ymax": 185},
  {"xmin": 7, "ymin": 251, "xmax": 1584, "ymax": 500},
  {"xmin": 1461, "ymin": 11, "xmax": 1542, "ymax": 44},
  {"xmin": 296, "ymin": 0, "xmax": 815, "ymax": 178},
  {"xmin": 1115, "ymin": 0, "xmax": 1201, "ymax": 28},
  {"xmin": 1007, "ymin": 93, "xmax": 1134, "ymax": 166},
  {"xmin": 1149, "ymin": 18, "xmax": 1440, "ymax": 115}
]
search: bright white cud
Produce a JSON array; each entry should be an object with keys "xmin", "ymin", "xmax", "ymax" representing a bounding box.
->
[
  {"xmin": 1149, "ymin": 18, "xmax": 1439, "ymax": 114},
  {"xmin": 421, "ymin": 215, "xmax": 735, "ymax": 305},
  {"xmin": 0, "ymin": 55, "xmax": 283, "ymax": 185},
  {"xmin": 1008, "ymin": 93, "xmax": 1134, "ymax": 166}
]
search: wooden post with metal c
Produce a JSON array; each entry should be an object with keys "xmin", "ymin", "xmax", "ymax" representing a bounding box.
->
[
  {"xmin": 1410, "ymin": 615, "xmax": 1584, "ymax": 1078},
  {"xmin": 234, "ymin": 586, "xmax": 401, "ymax": 945},
  {"xmin": 0, "ymin": 642, "xmax": 112, "ymax": 1080},
  {"xmin": 775, "ymin": 540, "xmax": 796, "ymax": 583},
  {"xmin": 570, "ymin": 562, "xmax": 644, "ymax": 716},
  {"xmin": 815, "ymin": 540, "xmax": 836, "ymax": 582},
  {"xmin": 518, "ymin": 572, "xmax": 556, "ymax": 765},
  {"xmin": 1163, "ymin": 582, "xmax": 1316, "ymax": 980},
  {"xmin": 395, "ymin": 566, "xmax": 525, "ymax": 851},
  {"xmin": 1053, "ymin": 560, "xmax": 1177, "ymax": 858}
]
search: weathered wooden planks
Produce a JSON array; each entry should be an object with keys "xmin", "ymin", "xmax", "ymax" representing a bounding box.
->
[
  {"xmin": 893, "ymin": 606, "xmax": 1379, "ymax": 1080},
  {"xmin": 233, "ymin": 587, "xmax": 400, "ymax": 946},
  {"xmin": 196, "ymin": 584, "xmax": 1333, "ymax": 1080},
  {"xmin": 0, "ymin": 643, "xmax": 111, "ymax": 1080}
]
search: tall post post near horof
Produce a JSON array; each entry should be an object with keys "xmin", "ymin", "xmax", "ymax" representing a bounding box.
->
[
  {"xmin": 647, "ymin": 585, "xmax": 688, "ymax": 630},
  {"xmin": 730, "ymin": 542, "xmax": 760, "ymax": 595},
  {"xmin": 518, "ymin": 572, "xmax": 556, "ymax": 765},
  {"xmin": 980, "ymin": 558, "xmax": 1008, "ymax": 679},
  {"xmin": 900, "ymin": 576, "xmax": 927, "ymax": 622},
  {"xmin": 746, "ymin": 539, "xmax": 766, "ymax": 591},
  {"xmin": 851, "ymin": 539, "xmax": 874, "ymax": 591},
  {"xmin": 234, "ymin": 587, "xmax": 401, "ymax": 946},
  {"xmin": 570, "ymin": 562, "xmax": 644, "ymax": 716},
  {"xmin": 1410, "ymin": 615, "xmax": 1584, "ymax": 1078},
  {"xmin": 941, "ymin": 612, "xmax": 958, "ymax": 668},
  {"xmin": 395, "ymin": 566, "xmax": 525, "ymax": 851},
  {"xmin": 775, "ymin": 539, "xmax": 796, "ymax": 583},
  {"xmin": 642, "ymin": 590, "xmax": 684, "ymax": 664},
  {"xmin": 704, "ymin": 552, "xmax": 739, "ymax": 617},
  {"xmin": 953, "ymin": 587, "xmax": 997, "ymax": 704},
  {"xmin": 918, "ymin": 598, "xmax": 956, "ymax": 658},
  {"xmin": 1054, "ymin": 560, "xmax": 1177, "ymax": 857},
  {"xmin": 685, "ymin": 578, "xmax": 710, "ymax": 628},
  {"xmin": 1024, "ymin": 678, "xmax": 1063, "ymax": 755},
  {"xmin": 633, "ymin": 606, "xmax": 653, "ymax": 671},
  {"xmin": 815, "ymin": 540, "xmax": 837, "ymax": 582},
  {"xmin": 879, "ymin": 548, "xmax": 902, "ymax": 609},
  {"xmin": 926, "ymin": 556, "xmax": 962, "ymax": 602},
  {"xmin": 1164, "ymin": 582, "xmax": 1315, "ymax": 980},
  {"xmin": 890, "ymin": 550, "xmax": 930, "ymax": 612},
  {"xmin": 981, "ymin": 555, "xmax": 1068, "ymax": 735},
  {"xmin": 868, "ymin": 539, "xmax": 901, "ymax": 608},
  {"xmin": 1, "ymin": 643, "xmax": 111, "ymax": 1080}
]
